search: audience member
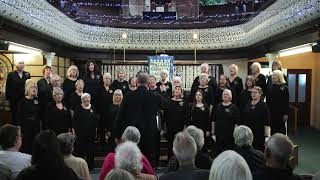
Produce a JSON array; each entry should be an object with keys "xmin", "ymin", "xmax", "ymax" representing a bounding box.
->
[
  {"xmin": 0, "ymin": 124, "xmax": 31, "ymax": 179},
  {"xmin": 115, "ymin": 141, "xmax": 157, "ymax": 180},
  {"xmin": 253, "ymin": 133, "xmax": 302, "ymax": 180},
  {"xmin": 209, "ymin": 150, "xmax": 252, "ymax": 180},
  {"xmin": 15, "ymin": 130, "xmax": 79, "ymax": 180},
  {"xmin": 166, "ymin": 126, "xmax": 212, "ymax": 172},
  {"xmin": 57, "ymin": 132, "xmax": 92, "ymax": 180},
  {"xmin": 233, "ymin": 125, "xmax": 265, "ymax": 174},
  {"xmin": 0, "ymin": 164, "xmax": 12, "ymax": 180},
  {"xmin": 105, "ymin": 169, "xmax": 135, "ymax": 180},
  {"xmin": 99, "ymin": 126, "xmax": 156, "ymax": 180},
  {"xmin": 160, "ymin": 132, "xmax": 209, "ymax": 180}
]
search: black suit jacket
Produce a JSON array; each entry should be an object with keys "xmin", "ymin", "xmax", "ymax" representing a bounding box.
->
[
  {"xmin": 5, "ymin": 71, "xmax": 30, "ymax": 103},
  {"xmin": 160, "ymin": 166, "xmax": 209, "ymax": 180},
  {"xmin": 115, "ymin": 85, "xmax": 168, "ymax": 139}
]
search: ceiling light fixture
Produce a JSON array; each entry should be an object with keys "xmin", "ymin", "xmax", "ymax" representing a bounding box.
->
[
  {"xmin": 279, "ymin": 43, "xmax": 317, "ymax": 57},
  {"xmin": 6, "ymin": 41, "xmax": 42, "ymax": 55}
]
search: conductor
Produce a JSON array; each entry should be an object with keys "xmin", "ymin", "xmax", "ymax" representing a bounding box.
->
[{"xmin": 115, "ymin": 72, "xmax": 168, "ymax": 164}]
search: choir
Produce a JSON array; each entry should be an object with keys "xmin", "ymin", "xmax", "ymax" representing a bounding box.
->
[{"xmin": 5, "ymin": 61, "xmax": 289, "ymax": 169}]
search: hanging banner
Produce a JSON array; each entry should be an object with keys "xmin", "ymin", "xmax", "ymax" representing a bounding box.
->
[{"xmin": 148, "ymin": 55, "xmax": 174, "ymax": 81}]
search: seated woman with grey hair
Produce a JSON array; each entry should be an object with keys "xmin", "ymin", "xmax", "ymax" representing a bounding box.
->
[
  {"xmin": 57, "ymin": 132, "xmax": 92, "ymax": 180},
  {"xmin": 209, "ymin": 150, "xmax": 252, "ymax": 180},
  {"xmin": 233, "ymin": 125, "xmax": 265, "ymax": 174},
  {"xmin": 166, "ymin": 126, "xmax": 213, "ymax": 172},
  {"xmin": 160, "ymin": 132, "xmax": 209, "ymax": 180},
  {"xmin": 115, "ymin": 141, "xmax": 157, "ymax": 180},
  {"xmin": 99, "ymin": 126, "xmax": 156, "ymax": 180}
]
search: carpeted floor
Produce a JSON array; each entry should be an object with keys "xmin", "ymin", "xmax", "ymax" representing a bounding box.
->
[{"xmin": 91, "ymin": 128, "xmax": 320, "ymax": 180}]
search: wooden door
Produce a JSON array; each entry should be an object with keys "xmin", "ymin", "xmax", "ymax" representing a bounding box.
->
[{"xmin": 287, "ymin": 69, "xmax": 312, "ymax": 129}]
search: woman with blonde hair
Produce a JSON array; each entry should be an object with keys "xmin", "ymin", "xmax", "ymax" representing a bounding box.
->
[
  {"xmin": 250, "ymin": 62, "xmax": 266, "ymax": 96},
  {"xmin": 16, "ymin": 79, "xmax": 40, "ymax": 154},
  {"xmin": 63, "ymin": 65, "xmax": 79, "ymax": 108},
  {"xmin": 111, "ymin": 69, "xmax": 129, "ymax": 95},
  {"xmin": 107, "ymin": 89, "xmax": 123, "ymax": 150},
  {"xmin": 156, "ymin": 69, "xmax": 172, "ymax": 97},
  {"xmin": 268, "ymin": 70, "xmax": 289, "ymax": 135},
  {"xmin": 228, "ymin": 64, "xmax": 243, "ymax": 105}
]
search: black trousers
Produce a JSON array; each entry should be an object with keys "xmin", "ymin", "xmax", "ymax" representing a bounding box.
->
[{"xmin": 75, "ymin": 137, "xmax": 95, "ymax": 170}]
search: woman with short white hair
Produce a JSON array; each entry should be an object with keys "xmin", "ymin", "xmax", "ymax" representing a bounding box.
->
[
  {"xmin": 212, "ymin": 89, "xmax": 240, "ymax": 152},
  {"xmin": 115, "ymin": 142, "xmax": 157, "ymax": 180},
  {"xmin": 63, "ymin": 65, "xmax": 79, "ymax": 108},
  {"xmin": 209, "ymin": 150, "xmax": 252, "ymax": 180},
  {"xmin": 17, "ymin": 79, "xmax": 40, "ymax": 154},
  {"xmin": 156, "ymin": 69, "xmax": 172, "ymax": 97},
  {"xmin": 268, "ymin": 70, "xmax": 289, "ymax": 135},
  {"xmin": 45, "ymin": 87, "xmax": 72, "ymax": 135},
  {"xmin": 51, "ymin": 74, "xmax": 62, "ymax": 88},
  {"xmin": 73, "ymin": 93, "xmax": 98, "ymax": 170},
  {"xmin": 250, "ymin": 62, "xmax": 266, "ymax": 96},
  {"xmin": 100, "ymin": 72, "xmax": 115, "ymax": 145}
]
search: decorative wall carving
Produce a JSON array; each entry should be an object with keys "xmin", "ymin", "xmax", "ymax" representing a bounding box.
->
[{"xmin": 0, "ymin": 0, "xmax": 319, "ymax": 50}]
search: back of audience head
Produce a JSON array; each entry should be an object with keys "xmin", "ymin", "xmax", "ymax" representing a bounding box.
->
[
  {"xmin": 105, "ymin": 169, "xmax": 134, "ymax": 180},
  {"xmin": 185, "ymin": 126, "xmax": 204, "ymax": 151},
  {"xmin": 0, "ymin": 124, "xmax": 21, "ymax": 151},
  {"xmin": 234, "ymin": 125, "xmax": 254, "ymax": 148},
  {"xmin": 121, "ymin": 126, "xmax": 141, "ymax": 144},
  {"xmin": 57, "ymin": 132, "xmax": 75, "ymax": 155},
  {"xmin": 31, "ymin": 130, "xmax": 65, "ymax": 169},
  {"xmin": 313, "ymin": 172, "xmax": 320, "ymax": 180},
  {"xmin": 115, "ymin": 141, "xmax": 142, "ymax": 175},
  {"xmin": 265, "ymin": 133, "xmax": 294, "ymax": 169},
  {"xmin": 209, "ymin": 150, "xmax": 252, "ymax": 180},
  {"xmin": 173, "ymin": 132, "xmax": 197, "ymax": 166}
]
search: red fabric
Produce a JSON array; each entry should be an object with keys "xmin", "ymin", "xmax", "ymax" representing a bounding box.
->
[{"xmin": 99, "ymin": 153, "xmax": 156, "ymax": 180}]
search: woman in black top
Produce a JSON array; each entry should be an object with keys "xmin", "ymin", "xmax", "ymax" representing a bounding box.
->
[
  {"xmin": 83, "ymin": 61, "xmax": 103, "ymax": 111},
  {"xmin": 16, "ymin": 130, "xmax": 79, "ymax": 180},
  {"xmin": 164, "ymin": 86, "xmax": 189, "ymax": 158},
  {"xmin": 215, "ymin": 74, "xmax": 232, "ymax": 106},
  {"xmin": 241, "ymin": 86, "xmax": 270, "ymax": 152},
  {"xmin": 69, "ymin": 79, "xmax": 84, "ymax": 111},
  {"xmin": 17, "ymin": 79, "xmax": 40, "ymax": 154},
  {"xmin": 156, "ymin": 69, "xmax": 172, "ymax": 97},
  {"xmin": 45, "ymin": 87, "xmax": 72, "ymax": 135},
  {"xmin": 63, "ymin": 65, "xmax": 79, "ymax": 108},
  {"xmin": 37, "ymin": 65, "xmax": 53, "ymax": 129},
  {"xmin": 128, "ymin": 76, "xmax": 137, "ymax": 92},
  {"xmin": 190, "ymin": 73, "xmax": 215, "ymax": 111},
  {"xmin": 212, "ymin": 89, "xmax": 240, "ymax": 152},
  {"xmin": 190, "ymin": 89, "xmax": 211, "ymax": 138},
  {"xmin": 111, "ymin": 69, "xmax": 129, "ymax": 95},
  {"xmin": 5, "ymin": 60, "xmax": 31, "ymax": 126},
  {"xmin": 268, "ymin": 70, "xmax": 289, "ymax": 135},
  {"xmin": 73, "ymin": 93, "xmax": 98, "ymax": 170},
  {"xmin": 107, "ymin": 89, "xmax": 123, "ymax": 150},
  {"xmin": 266, "ymin": 60, "xmax": 288, "ymax": 106},
  {"xmin": 238, "ymin": 75, "xmax": 255, "ymax": 111},
  {"xmin": 148, "ymin": 76, "xmax": 159, "ymax": 93},
  {"xmin": 99, "ymin": 73, "xmax": 114, "ymax": 145},
  {"xmin": 228, "ymin": 64, "xmax": 243, "ymax": 104},
  {"xmin": 251, "ymin": 62, "xmax": 266, "ymax": 97}
]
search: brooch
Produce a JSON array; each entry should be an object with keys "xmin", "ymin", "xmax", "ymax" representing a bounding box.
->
[
  {"xmin": 225, "ymin": 108, "xmax": 230, "ymax": 112},
  {"xmin": 166, "ymin": 85, "xmax": 169, "ymax": 89},
  {"xmin": 179, "ymin": 101, "xmax": 184, "ymax": 106},
  {"xmin": 90, "ymin": 109, "xmax": 93, "ymax": 113},
  {"xmin": 97, "ymin": 75, "xmax": 100, "ymax": 79},
  {"xmin": 204, "ymin": 88, "xmax": 208, "ymax": 92},
  {"xmin": 109, "ymin": 90, "xmax": 113, "ymax": 93},
  {"xmin": 34, "ymin": 100, "xmax": 38, "ymax": 105},
  {"xmin": 123, "ymin": 85, "xmax": 126, "ymax": 89},
  {"xmin": 63, "ymin": 106, "xmax": 67, "ymax": 111},
  {"xmin": 201, "ymin": 107, "xmax": 205, "ymax": 111}
]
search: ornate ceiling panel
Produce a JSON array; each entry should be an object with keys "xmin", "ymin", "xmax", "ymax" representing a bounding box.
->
[{"xmin": 0, "ymin": 0, "xmax": 319, "ymax": 50}]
